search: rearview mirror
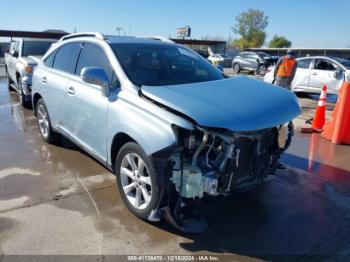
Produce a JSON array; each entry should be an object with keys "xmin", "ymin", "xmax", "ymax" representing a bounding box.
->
[{"xmin": 81, "ymin": 67, "xmax": 110, "ymax": 97}]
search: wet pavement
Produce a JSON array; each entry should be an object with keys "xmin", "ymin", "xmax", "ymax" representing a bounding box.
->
[{"xmin": 1, "ymin": 78, "xmax": 350, "ymax": 261}]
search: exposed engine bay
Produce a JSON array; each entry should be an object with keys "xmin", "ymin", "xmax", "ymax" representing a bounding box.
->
[
  {"xmin": 150, "ymin": 123, "xmax": 293, "ymax": 232},
  {"xmin": 168, "ymin": 124, "xmax": 293, "ymax": 199}
]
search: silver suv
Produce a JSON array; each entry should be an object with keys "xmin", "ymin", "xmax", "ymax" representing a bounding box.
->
[
  {"xmin": 232, "ymin": 51, "xmax": 278, "ymax": 76},
  {"xmin": 32, "ymin": 32, "xmax": 300, "ymax": 232}
]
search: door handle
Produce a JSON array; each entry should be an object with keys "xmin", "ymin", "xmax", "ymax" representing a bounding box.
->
[
  {"xmin": 67, "ymin": 86, "xmax": 75, "ymax": 95},
  {"xmin": 312, "ymin": 72, "xmax": 318, "ymax": 76},
  {"xmin": 41, "ymin": 77, "xmax": 47, "ymax": 83}
]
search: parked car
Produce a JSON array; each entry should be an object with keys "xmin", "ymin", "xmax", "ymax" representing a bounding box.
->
[
  {"xmin": 4, "ymin": 38, "xmax": 56, "ymax": 107},
  {"xmin": 264, "ymin": 56, "xmax": 350, "ymax": 94},
  {"xmin": 225, "ymin": 49, "xmax": 240, "ymax": 59},
  {"xmin": 207, "ymin": 53, "xmax": 232, "ymax": 67},
  {"xmin": 232, "ymin": 51, "xmax": 278, "ymax": 76},
  {"xmin": 32, "ymin": 32, "xmax": 301, "ymax": 232}
]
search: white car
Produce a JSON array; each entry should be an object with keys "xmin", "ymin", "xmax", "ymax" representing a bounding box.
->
[
  {"xmin": 264, "ymin": 56, "xmax": 350, "ymax": 94},
  {"xmin": 207, "ymin": 53, "xmax": 232, "ymax": 67}
]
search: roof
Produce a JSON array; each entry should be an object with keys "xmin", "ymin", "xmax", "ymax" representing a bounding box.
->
[
  {"xmin": 171, "ymin": 38, "xmax": 226, "ymax": 45},
  {"xmin": 106, "ymin": 35, "xmax": 172, "ymax": 45}
]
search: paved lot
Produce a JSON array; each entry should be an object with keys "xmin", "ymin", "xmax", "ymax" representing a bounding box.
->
[{"xmin": 1, "ymin": 78, "xmax": 350, "ymax": 261}]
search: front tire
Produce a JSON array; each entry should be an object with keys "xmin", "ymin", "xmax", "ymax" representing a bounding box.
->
[
  {"xmin": 36, "ymin": 98, "xmax": 60, "ymax": 144},
  {"xmin": 17, "ymin": 77, "xmax": 31, "ymax": 108},
  {"xmin": 257, "ymin": 64, "xmax": 267, "ymax": 76},
  {"xmin": 115, "ymin": 142, "xmax": 160, "ymax": 220},
  {"xmin": 232, "ymin": 63, "xmax": 241, "ymax": 74},
  {"xmin": 6, "ymin": 70, "xmax": 15, "ymax": 92}
]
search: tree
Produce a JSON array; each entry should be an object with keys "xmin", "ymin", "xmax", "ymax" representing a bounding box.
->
[
  {"xmin": 268, "ymin": 35, "xmax": 292, "ymax": 48},
  {"xmin": 232, "ymin": 9, "xmax": 268, "ymax": 50}
]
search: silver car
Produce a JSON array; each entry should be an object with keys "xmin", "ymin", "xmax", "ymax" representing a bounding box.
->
[
  {"xmin": 32, "ymin": 32, "xmax": 300, "ymax": 232},
  {"xmin": 232, "ymin": 51, "xmax": 278, "ymax": 76}
]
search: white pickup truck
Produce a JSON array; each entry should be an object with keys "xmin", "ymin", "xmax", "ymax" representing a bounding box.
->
[{"xmin": 5, "ymin": 38, "xmax": 56, "ymax": 107}]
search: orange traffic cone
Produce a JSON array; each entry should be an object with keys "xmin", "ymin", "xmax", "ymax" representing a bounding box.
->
[{"xmin": 312, "ymin": 85, "xmax": 327, "ymax": 132}]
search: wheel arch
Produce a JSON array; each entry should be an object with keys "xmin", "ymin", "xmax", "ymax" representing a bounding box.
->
[
  {"xmin": 32, "ymin": 93, "xmax": 42, "ymax": 115},
  {"xmin": 110, "ymin": 132, "xmax": 137, "ymax": 171}
]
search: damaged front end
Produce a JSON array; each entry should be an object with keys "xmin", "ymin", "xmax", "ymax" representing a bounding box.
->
[{"xmin": 152, "ymin": 123, "xmax": 293, "ymax": 233}]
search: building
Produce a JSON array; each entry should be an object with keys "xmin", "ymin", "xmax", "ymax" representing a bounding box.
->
[
  {"xmin": 171, "ymin": 38, "xmax": 226, "ymax": 57},
  {"xmin": 246, "ymin": 47, "xmax": 350, "ymax": 60}
]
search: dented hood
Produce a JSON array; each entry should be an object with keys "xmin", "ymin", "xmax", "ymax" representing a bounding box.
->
[{"xmin": 141, "ymin": 76, "xmax": 301, "ymax": 131}]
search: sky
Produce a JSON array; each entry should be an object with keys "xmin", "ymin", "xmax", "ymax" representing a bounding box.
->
[{"xmin": 1, "ymin": 0, "xmax": 350, "ymax": 48}]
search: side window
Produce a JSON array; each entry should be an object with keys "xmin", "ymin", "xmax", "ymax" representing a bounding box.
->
[
  {"xmin": 75, "ymin": 42, "xmax": 115, "ymax": 85},
  {"xmin": 43, "ymin": 50, "xmax": 57, "ymax": 68},
  {"xmin": 52, "ymin": 42, "xmax": 81, "ymax": 74},
  {"xmin": 314, "ymin": 59, "xmax": 337, "ymax": 71},
  {"xmin": 297, "ymin": 59, "xmax": 312, "ymax": 69}
]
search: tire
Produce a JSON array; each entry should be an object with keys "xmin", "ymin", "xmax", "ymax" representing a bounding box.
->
[
  {"xmin": 115, "ymin": 142, "xmax": 160, "ymax": 220},
  {"xmin": 6, "ymin": 69, "xmax": 15, "ymax": 92},
  {"xmin": 17, "ymin": 77, "xmax": 31, "ymax": 108},
  {"xmin": 257, "ymin": 64, "xmax": 267, "ymax": 76},
  {"xmin": 232, "ymin": 63, "xmax": 241, "ymax": 74},
  {"xmin": 36, "ymin": 98, "xmax": 60, "ymax": 144}
]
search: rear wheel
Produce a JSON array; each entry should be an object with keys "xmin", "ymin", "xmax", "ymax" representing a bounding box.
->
[
  {"xmin": 232, "ymin": 63, "xmax": 241, "ymax": 74},
  {"xmin": 115, "ymin": 142, "xmax": 160, "ymax": 220},
  {"xmin": 36, "ymin": 98, "xmax": 60, "ymax": 144}
]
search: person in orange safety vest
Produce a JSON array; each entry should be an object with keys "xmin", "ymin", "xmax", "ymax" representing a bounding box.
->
[{"xmin": 273, "ymin": 49, "xmax": 298, "ymax": 90}]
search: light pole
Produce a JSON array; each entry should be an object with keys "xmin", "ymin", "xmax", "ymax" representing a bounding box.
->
[{"xmin": 116, "ymin": 27, "xmax": 125, "ymax": 36}]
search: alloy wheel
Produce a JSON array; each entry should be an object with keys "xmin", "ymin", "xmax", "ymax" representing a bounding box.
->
[
  {"xmin": 37, "ymin": 104, "xmax": 49, "ymax": 138},
  {"xmin": 120, "ymin": 153, "xmax": 152, "ymax": 210}
]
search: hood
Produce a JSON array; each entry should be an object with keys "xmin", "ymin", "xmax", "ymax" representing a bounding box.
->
[
  {"xmin": 141, "ymin": 76, "xmax": 301, "ymax": 131},
  {"xmin": 18, "ymin": 55, "xmax": 42, "ymax": 66}
]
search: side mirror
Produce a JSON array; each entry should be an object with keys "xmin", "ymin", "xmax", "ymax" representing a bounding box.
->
[
  {"xmin": 81, "ymin": 67, "xmax": 110, "ymax": 97},
  {"xmin": 333, "ymin": 70, "xmax": 344, "ymax": 79}
]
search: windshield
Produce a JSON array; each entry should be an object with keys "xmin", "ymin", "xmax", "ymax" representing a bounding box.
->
[
  {"xmin": 334, "ymin": 57, "xmax": 350, "ymax": 70},
  {"xmin": 22, "ymin": 41, "xmax": 53, "ymax": 56},
  {"xmin": 110, "ymin": 43, "xmax": 224, "ymax": 86}
]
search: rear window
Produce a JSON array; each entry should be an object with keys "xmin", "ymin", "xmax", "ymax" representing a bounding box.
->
[
  {"xmin": 22, "ymin": 41, "xmax": 53, "ymax": 56},
  {"xmin": 297, "ymin": 59, "xmax": 312, "ymax": 69}
]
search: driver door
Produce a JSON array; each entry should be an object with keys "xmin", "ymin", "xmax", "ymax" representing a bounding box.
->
[
  {"xmin": 309, "ymin": 58, "xmax": 343, "ymax": 93},
  {"xmin": 65, "ymin": 42, "xmax": 118, "ymax": 161}
]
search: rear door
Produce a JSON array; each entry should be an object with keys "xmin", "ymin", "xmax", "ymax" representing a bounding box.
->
[
  {"xmin": 246, "ymin": 53, "xmax": 259, "ymax": 70},
  {"xmin": 291, "ymin": 58, "xmax": 312, "ymax": 91},
  {"xmin": 65, "ymin": 42, "xmax": 118, "ymax": 160},
  {"xmin": 309, "ymin": 58, "xmax": 342, "ymax": 93},
  {"xmin": 37, "ymin": 42, "xmax": 82, "ymax": 130}
]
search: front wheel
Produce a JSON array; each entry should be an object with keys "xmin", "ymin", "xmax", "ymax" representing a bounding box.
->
[
  {"xmin": 232, "ymin": 63, "xmax": 241, "ymax": 74},
  {"xmin": 6, "ymin": 70, "xmax": 15, "ymax": 92},
  {"xmin": 115, "ymin": 142, "xmax": 160, "ymax": 220},
  {"xmin": 36, "ymin": 98, "xmax": 60, "ymax": 144},
  {"xmin": 257, "ymin": 64, "xmax": 267, "ymax": 76},
  {"xmin": 17, "ymin": 77, "xmax": 31, "ymax": 108}
]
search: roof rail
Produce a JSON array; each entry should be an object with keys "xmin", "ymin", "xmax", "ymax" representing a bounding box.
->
[
  {"xmin": 59, "ymin": 32, "xmax": 105, "ymax": 41},
  {"xmin": 142, "ymin": 36, "xmax": 174, "ymax": 43}
]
